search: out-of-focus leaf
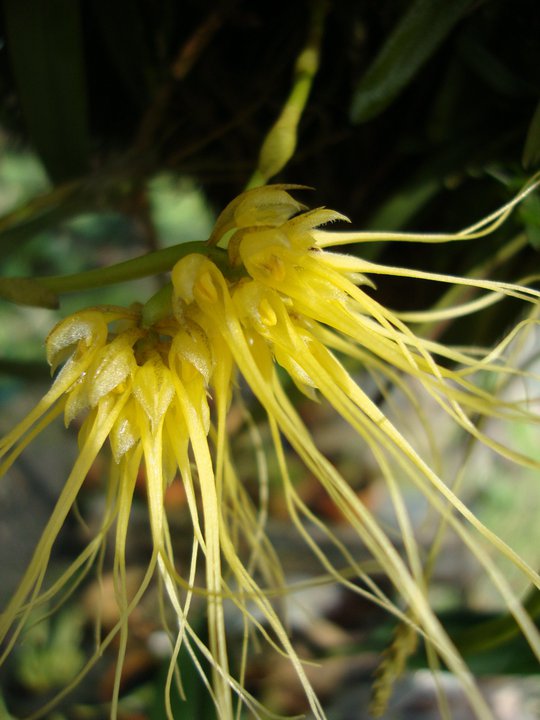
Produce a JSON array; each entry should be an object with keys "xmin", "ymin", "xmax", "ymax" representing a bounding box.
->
[
  {"xmin": 3, "ymin": 0, "xmax": 89, "ymax": 182},
  {"xmin": 356, "ymin": 177, "xmax": 441, "ymax": 262},
  {"xmin": 350, "ymin": 0, "xmax": 475, "ymax": 123},
  {"xmin": 523, "ymin": 100, "xmax": 540, "ymax": 169},
  {"xmin": 0, "ymin": 278, "xmax": 58, "ymax": 309},
  {"xmin": 519, "ymin": 192, "xmax": 540, "ymax": 249},
  {"xmin": 353, "ymin": 587, "xmax": 540, "ymax": 675},
  {"xmin": 366, "ymin": 177, "xmax": 441, "ymax": 231},
  {"xmin": 448, "ymin": 586, "xmax": 540, "ymax": 675},
  {"xmin": 0, "ymin": 695, "xmax": 17, "ymax": 720}
]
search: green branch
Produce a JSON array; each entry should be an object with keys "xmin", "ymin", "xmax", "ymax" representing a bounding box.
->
[{"xmin": 0, "ymin": 241, "xmax": 227, "ymax": 308}]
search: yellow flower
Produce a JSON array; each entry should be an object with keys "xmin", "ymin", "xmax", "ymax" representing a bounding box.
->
[
  {"xmin": 0, "ymin": 304, "xmax": 320, "ymax": 718},
  {"xmin": 172, "ymin": 184, "xmax": 540, "ymax": 716},
  {"xmin": 1, "ymin": 183, "xmax": 539, "ymax": 720},
  {"xmin": 1, "ymin": 308, "xmax": 219, "ymax": 713}
]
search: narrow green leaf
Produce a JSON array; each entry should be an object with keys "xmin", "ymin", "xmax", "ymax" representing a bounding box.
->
[
  {"xmin": 366, "ymin": 177, "xmax": 441, "ymax": 231},
  {"xmin": 0, "ymin": 277, "xmax": 59, "ymax": 308},
  {"xmin": 3, "ymin": 0, "xmax": 89, "ymax": 182},
  {"xmin": 523, "ymin": 100, "xmax": 540, "ymax": 169},
  {"xmin": 350, "ymin": 0, "xmax": 475, "ymax": 123}
]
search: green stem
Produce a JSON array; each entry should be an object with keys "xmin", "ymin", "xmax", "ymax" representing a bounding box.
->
[
  {"xmin": 141, "ymin": 283, "xmax": 173, "ymax": 327},
  {"xmin": 36, "ymin": 241, "xmax": 223, "ymax": 294}
]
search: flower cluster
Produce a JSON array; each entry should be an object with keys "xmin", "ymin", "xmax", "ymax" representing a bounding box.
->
[{"xmin": 1, "ymin": 184, "xmax": 539, "ymax": 719}]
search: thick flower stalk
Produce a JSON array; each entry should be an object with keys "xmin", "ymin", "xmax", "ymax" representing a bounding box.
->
[{"xmin": 1, "ymin": 183, "xmax": 539, "ymax": 720}]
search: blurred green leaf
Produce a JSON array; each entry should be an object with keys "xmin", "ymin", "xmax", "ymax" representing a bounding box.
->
[
  {"xmin": 519, "ymin": 192, "xmax": 540, "ymax": 249},
  {"xmin": 453, "ymin": 585, "xmax": 540, "ymax": 655},
  {"xmin": 352, "ymin": 598, "xmax": 540, "ymax": 676},
  {"xmin": 0, "ymin": 694, "xmax": 17, "ymax": 720},
  {"xmin": 350, "ymin": 0, "xmax": 475, "ymax": 123},
  {"xmin": 0, "ymin": 277, "xmax": 58, "ymax": 308},
  {"xmin": 447, "ymin": 587, "xmax": 540, "ymax": 675},
  {"xmin": 366, "ymin": 177, "xmax": 441, "ymax": 231},
  {"xmin": 3, "ymin": 0, "xmax": 89, "ymax": 182},
  {"xmin": 523, "ymin": 100, "xmax": 540, "ymax": 169}
]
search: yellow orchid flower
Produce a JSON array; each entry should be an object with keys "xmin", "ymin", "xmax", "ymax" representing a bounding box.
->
[
  {"xmin": 0, "ymin": 300, "xmax": 318, "ymax": 718},
  {"xmin": 1, "ymin": 182, "xmax": 539, "ymax": 720}
]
